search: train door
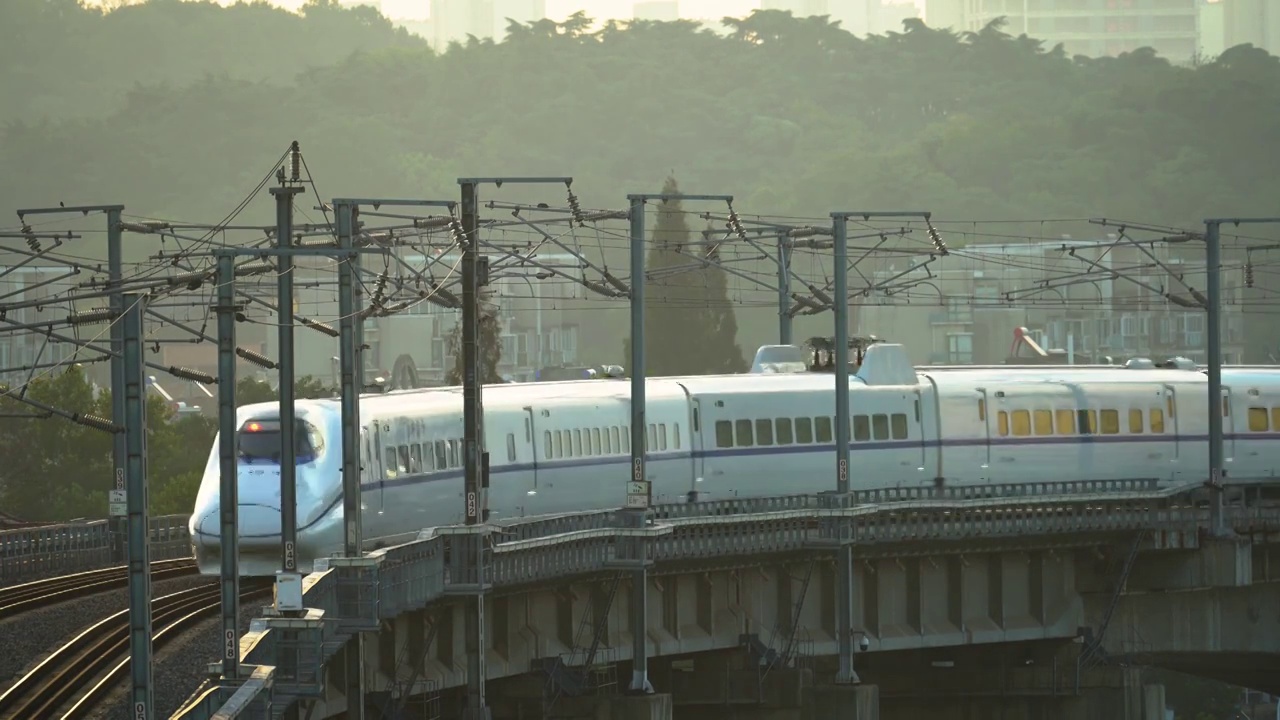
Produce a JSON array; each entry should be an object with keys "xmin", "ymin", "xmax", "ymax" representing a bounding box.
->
[
  {"xmin": 911, "ymin": 390, "xmax": 928, "ymax": 475},
  {"xmin": 524, "ymin": 406, "xmax": 540, "ymax": 497},
  {"xmin": 1162, "ymin": 385, "xmax": 1182, "ymax": 481},
  {"xmin": 689, "ymin": 396, "xmax": 705, "ymax": 499},
  {"xmin": 1222, "ymin": 386, "xmax": 1237, "ymax": 467},
  {"xmin": 978, "ymin": 389, "xmax": 993, "ymax": 481},
  {"xmin": 365, "ymin": 425, "xmax": 385, "ymax": 532}
]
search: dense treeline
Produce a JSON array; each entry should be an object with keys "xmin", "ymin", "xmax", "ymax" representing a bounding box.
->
[
  {"xmin": 0, "ymin": 370, "xmax": 333, "ymax": 522},
  {"xmin": 3, "ymin": 2, "xmax": 1278, "ymax": 228}
]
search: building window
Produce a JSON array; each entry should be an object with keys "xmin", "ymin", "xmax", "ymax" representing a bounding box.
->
[{"xmin": 947, "ymin": 333, "xmax": 974, "ymax": 364}]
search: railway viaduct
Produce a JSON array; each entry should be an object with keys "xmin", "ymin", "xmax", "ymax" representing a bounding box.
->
[{"xmin": 173, "ymin": 480, "xmax": 1280, "ymax": 720}]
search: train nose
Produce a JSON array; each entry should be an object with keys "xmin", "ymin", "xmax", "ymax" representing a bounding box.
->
[{"xmin": 195, "ymin": 503, "xmax": 283, "ymax": 549}]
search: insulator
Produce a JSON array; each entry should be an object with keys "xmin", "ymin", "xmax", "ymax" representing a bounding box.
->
[
  {"xmin": 583, "ymin": 278, "xmax": 625, "ymax": 298},
  {"xmin": 927, "ymin": 222, "xmax": 948, "ymax": 255},
  {"xmin": 426, "ymin": 286, "xmax": 461, "ymax": 309},
  {"xmin": 448, "ymin": 217, "xmax": 466, "ymax": 246},
  {"xmin": 236, "ymin": 347, "xmax": 277, "ymax": 369},
  {"xmin": 235, "ymin": 261, "xmax": 274, "ymax": 277},
  {"xmin": 583, "ymin": 210, "xmax": 628, "ymax": 222},
  {"xmin": 68, "ymin": 307, "xmax": 117, "ymax": 326},
  {"xmin": 567, "ymin": 191, "xmax": 586, "ymax": 226},
  {"xmin": 166, "ymin": 270, "xmax": 208, "ymax": 287},
  {"xmin": 300, "ymin": 316, "xmax": 340, "ymax": 338},
  {"xmin": 26, "ymin": 237, "xmax": 40, "ymax": 252},
  {"xmin": 599, "ymin": 271, "xmax": 628, "ymax": 294},
  {"xmin": 76, "ymin": 413, "xmax": 119, "ymax": 433},
  {"xmin": 1245, "ymin": 261, "xmax": 1254, "ymax": 288},
  {"xmin": 726, "ymin": 210, "xmax": 749, "ymax": 243},
  {"xmin": 290, "ymin": 140, "xmax": 301, "ymax": 182},
  {"xmin": 414, "ymin": 216, "xmax": 453, "ymax": 230},
  {"xmin": 169, "ymin": 366, "xmax": 216, "ymax": 383}
]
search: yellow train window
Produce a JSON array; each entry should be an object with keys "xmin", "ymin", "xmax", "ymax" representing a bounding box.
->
[
  {"xmin": 1248, "ymin": 407, "xmax": 1269, "ymax": 432},
  {"xmin": 1033, "ymin": 410, "xmax": 1053, "ymax": 436},
  {"xmin": 1055, "ymin": 409, "xmax": 1075, "ymax": 435},
  {"xmin": 1128, "ymin": 409, "xmax": 1144, "ymax": 434},
  {"xmin": 1273, "ymin": 407, "xmax": 1280, "ymax": 432},
  {"xmin": 1078, "ymin": 410, "xmax": 1097, "ymax": 434},
  {"xmin": 978, "ymin": 399, "xmax": 986, "ymax": 421},
  {"xmin": 998, "ymin": 411, "xmax": 1009, "ymax": 437},
  {"xmin": 1100, "ymin": 409, "xmax": 1120, "ymax": 434},
  {"xmin": 1149, "ymin": 409, "xmax": 1164, "ymax": 434},
  {"xmin": 1011, "ymin": 410, "xmax": 1031, "ymax": 436}
]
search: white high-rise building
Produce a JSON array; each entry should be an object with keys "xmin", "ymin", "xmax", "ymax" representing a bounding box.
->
[
  {"xmin": 430, "ymin": 0, "xmax": 545, "ymax": 48},
  {"xmin": 634, "ymin": 1, "xmax": 679, "ymax": 21}
]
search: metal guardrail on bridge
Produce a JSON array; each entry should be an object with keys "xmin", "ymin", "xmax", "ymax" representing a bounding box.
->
[
  {"xmin": 0, "ymin": 514, "xmax": 191, "ymax": 584},
  {"xmin": 175, "ymin": 477, "xmax": 1280, "ymax": 720}
]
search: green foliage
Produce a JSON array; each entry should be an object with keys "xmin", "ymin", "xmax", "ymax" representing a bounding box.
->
[
  {"xmin": 236, "ymin": 375, "xmax": 336, "ymax": 404},
  {"xmin": 445, "ymin": 297, "xmax": 504, "ymax": 385},
  {"xmin": 622, "ymin": 177, "xmax": 748, "ymax": 375}
]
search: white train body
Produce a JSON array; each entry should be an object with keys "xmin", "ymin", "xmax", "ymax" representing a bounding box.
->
[{"xmin": 190, "ymin": 345, "xmax": 1280, "ymax": 576}]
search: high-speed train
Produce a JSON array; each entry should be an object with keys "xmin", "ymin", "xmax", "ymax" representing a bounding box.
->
[{"xmin": 190, "ymin": 344, "xmax": 1280, "ymax": 576}]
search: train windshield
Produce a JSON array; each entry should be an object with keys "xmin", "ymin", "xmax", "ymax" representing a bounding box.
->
[{"xmin": 237, "ymin": 418, "xmax": 321, "ymax": 464}]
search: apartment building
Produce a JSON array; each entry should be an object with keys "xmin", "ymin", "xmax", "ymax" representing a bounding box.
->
[{"xmin": 855, "ymin": 238, "xmax": 1246, "ymax": 365}]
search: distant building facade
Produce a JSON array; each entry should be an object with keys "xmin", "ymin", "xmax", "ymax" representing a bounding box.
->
[
  {"xmin": 855, "ymin": 239, "xmax": 1247, "ymax": 366},
  {"xmin": 634, "ymin": 1, "xmax": 680, "ymax": 21},
  {"xmin": 924, "ymin": 0, "xmax": 1202, "ymax": 60},
  {"xmin": 429, "ymin": 0, "xmax": 546, "ymax": 48}
]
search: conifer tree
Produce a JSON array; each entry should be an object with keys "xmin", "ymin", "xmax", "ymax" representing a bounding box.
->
[
  {"xmin": 445, "ymin": 289, "xmax": 504, "ymax": 384},
  {"xmin": 622, "ymin": 176, "xmax": 746, "ymax": 375}
]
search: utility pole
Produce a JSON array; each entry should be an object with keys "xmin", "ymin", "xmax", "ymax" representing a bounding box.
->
[
  {"xmin": 625, "ymin": 191, "xmax": 733, "ymax": 695},
  {"xmin": 1203, "ymin": 216, "xmax": 1280, "ymax": 537},
  {"xmin": 830, "ymin": 210, "xmax": 933, "ymax": 686},
  {"xmin": 15, "ymin": 205, "xmax": 127, "ymax": 558},
  {"xmin": 121, "ymin": 292, "xmax": 155, "ymax": 718},
  {"xmin": 215, "ymin": 253, "xmax": 241, "ymax": 680},
  {"xmin": 272, "ymin": 143, "xmax": 305, "ymax": 582}
]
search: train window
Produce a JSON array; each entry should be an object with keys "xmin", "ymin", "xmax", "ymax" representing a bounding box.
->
[
  {"xmin": 1078, "ymin": 410, "xmax": 1097, "ymax": 434},
  {"xmin": 1249, "ymin": 407, "xmax": 1269, "ymax": 432},
  {"xmin": 775, "ymin": 418, "xmax": 793, "ymax": 445},
  {"xmin": 449, "ymin": 440, "xmax": 459, "ymax": 467},
  {"xmin": 553, "ymin": 431, "xmax": 563, "ymax": 458},
  {"xmin": 692, "ymin": 407, "xmax": 700, "ymax": 432},
  {"xmin": 1033, "ymin": 410, "xmax": 1053, "ymax": 436},
  {"xmin": 592, "ymin": 428, "xmax": 602, "ymax": 454},
  {"xmin": 525, "ymin": 417, "xmax": 531, "ymax": 442},
  {"xmin": 435, "ymin": 441, "xmax": 447, "ymax": 469},
  {"xmin": 715, "ymin": 421, "xmax": 733, "ymax": 448},
  {"xmin": 573, "ymin": 429, "xmax": 582, "ymax": 457},
  {"xmin": 1273, "ymin": 408, "xmax": 1280, "ymax": 432},
  {"xmin": 891, "ymin": 413, "xmax": 908, "ymax": 439},
  {"xmin": 621, "ymin": 431, "xmax": 631, "ymax": 454},
  {"xmin": 1011, "ymin": 410, "xmax": 1030, "ymax": 437},
  {"xmin": 544, "ymin": 431, "xmax": 552, "ymax": 457},
  {"xmin": 399, "ymin": 446, "xmax": 411, "ymax": 473},
  {"xmin": 872, "ymin": 414, "xmax": 889, "ymax": 440},
  {"xmin": 410, "ymin": 444, "xmax": 422, "ymax": 472},
  {"xmin": 610, "ymin": 426, "xmax": 620, "ymax": 453},
  {"xmin": 978, "ymin": 399, "xmax": 986, "ymax": 421},
  {"xmin": 1166, "ymin": 396, "xmax": 1176, "ymax": 418},
  {"xmin": 853, "ymin": 415, "xmax": 870, "ymax": 441},
  {"xmin": 1100, "ymin": 410, "xmax": 1119, "ymax": 434},
  {"xmin": 815, "ymin": 416, "xmax": 833, "ymax": 443},
  {"xmin": 673, "ymin": 424, "xmax": 681, "ymax": 450},
  {"xmin": 735, "ymin": 419, "xmax": 754, "ymax": 447},
  {"xmin": 384, "ymin": 448, "xmax": 398, "ymax": 478},
  {"xmin": 648, "ymin": 424, "xmax": 658, "ymax": 451},
  {"xmin": 914, "ymin": 399, "xmax": 920, "ymax": 422},
  {"xmin": 238, "ymin": 418, "xmax": 318, "ymax": 463},
  {"xmin": 659, "ymin": 424, "xmax": 668, "ymax": 451},
  {"xmin": 1129, "ymin": 410, "xmax": 1144, "ymax": 434},
  {"xmin": 506, "ymin": 433, "xmax": 517, "ymax": 462},
  {"xmin": 795, "ymin": 417, "xmax": 813, "ymax": 444},
  {"xmin": 1055, "ymin": 409, "xmax": 1075, "ymax": 435},
  {"xmin": 1149, "ymin": 409, "xmax": 1164, "ymax": 434},
  {"xmin": 997, "ymin": 411, "xmax": 1009, "ymax": 437},
  {"xmin": 756, "ymin": 419, "xmax": 774, "ymax": 446},
  {"xmin": 1223, "ymin": 397, "xmax": 1230, "ymax": 417}
]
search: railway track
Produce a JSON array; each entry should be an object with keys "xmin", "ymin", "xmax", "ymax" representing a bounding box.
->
[
  {"xmin": 0, "ymin": 558, "xmax": 198, "ymax": 621},
  {"xmin": 0, "ymin": 579, "xmax": 272, "ymax": 719}
]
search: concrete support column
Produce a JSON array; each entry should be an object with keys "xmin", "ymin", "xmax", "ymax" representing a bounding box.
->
[
  {"xmin": 612, "ymin": 693, "xmax": 673, "ymax": 720},
  {"xmin": 803, "ymin": 684, "xmax": 879, "ymax": 720}
]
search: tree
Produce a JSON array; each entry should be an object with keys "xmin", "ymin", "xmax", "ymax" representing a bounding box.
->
[
  {"xmin": 622, "ymin": 177, "xmax": 748, "ymax": 375},
  {"xmin": 445, "ymin": 293, "xmax": 504, "ymax": 385},
  {"xmin": 235, "ymin": 375, "xmax": 336, "ymax": 404}
]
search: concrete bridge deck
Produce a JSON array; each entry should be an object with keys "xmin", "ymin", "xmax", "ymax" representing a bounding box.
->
[{"xmin": 172, "ymin": 478, "xmax": 1280, "ymax": 720}]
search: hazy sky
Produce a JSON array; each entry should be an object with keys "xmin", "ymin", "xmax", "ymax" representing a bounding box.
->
[{"xmin": 91, "ymin": 0, "xmax": 924, "ymax": 23}]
